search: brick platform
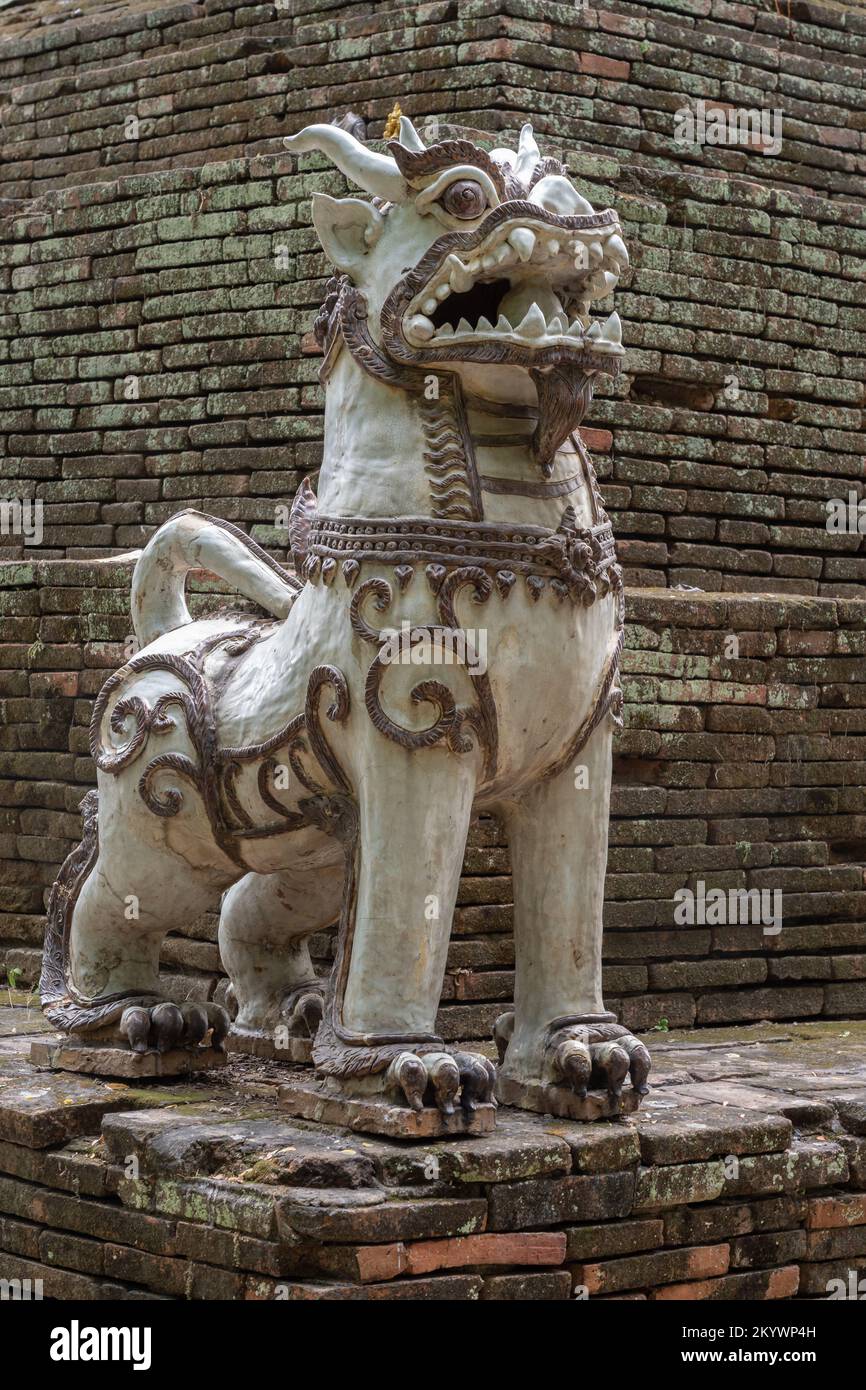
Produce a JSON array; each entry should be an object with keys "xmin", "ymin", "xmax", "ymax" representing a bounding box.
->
[{"xmin": 1, "ymin": 1004, "xmax": 865, "ymax": 1299}]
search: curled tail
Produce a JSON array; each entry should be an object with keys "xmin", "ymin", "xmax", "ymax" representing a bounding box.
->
[{"xmin": 131, "ymin": 509, "xmax": 303, "ymax": 646}]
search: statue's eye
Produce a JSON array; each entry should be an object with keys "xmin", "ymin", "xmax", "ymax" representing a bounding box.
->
[{"xmin": 439, "ymin": 179, "xmax": 488, "ymax": 220}]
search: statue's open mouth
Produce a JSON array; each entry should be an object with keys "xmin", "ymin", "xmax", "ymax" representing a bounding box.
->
[{"xmin": 380, "ymin": 203, "xmax": 628, "ymax": 374}]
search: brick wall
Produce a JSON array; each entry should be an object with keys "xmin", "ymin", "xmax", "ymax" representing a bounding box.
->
[
  {"xmin": 1, "ymin": 144, "xmax": 864, "ymax": 590},
  {"xmin": 2, "ymin": 564, "xmax": 864, "ymax": 1033},
  {"xmin": 0, "ymin": 1, "xmax": 864, "ymax": 592},
  {"xmin": 1, "ymin": 1, "xmax": 864, "ymax": 200}
]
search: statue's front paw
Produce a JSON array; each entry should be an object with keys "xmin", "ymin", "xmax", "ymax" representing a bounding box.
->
[
  {"xmin": 548, "ymin": 1022, "xmax": 650, "ymax": 1104},
  {"xmin": 120, "ymin": 1000, "xmax": 229, "ymax": 1054},
  {"xmin": 387, "ymin": 1049, "xmax": 496, "ymax": 1115},
  {"xmin": 495, "ymin": 1012, "xmax": 650, "ymax": 1118}
]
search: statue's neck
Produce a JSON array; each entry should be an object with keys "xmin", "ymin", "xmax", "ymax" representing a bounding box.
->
[
  {"xmin": 316, "ymin": 352, "xmax": 433, "ymax": 518},
  {"xmin": 315, "ymin": 347, "xmax": 600, "ymax": 533}
]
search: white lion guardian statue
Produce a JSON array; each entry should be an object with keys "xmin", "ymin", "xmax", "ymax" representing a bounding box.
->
[{"xmin": 39, "ymin": 116, "xmax": 650, "ymax": 1130}]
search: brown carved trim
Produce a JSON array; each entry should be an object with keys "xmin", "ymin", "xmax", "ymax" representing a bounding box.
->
[
  {"xmin": 304, "ymin": 665, "xmax": 352, "ymax": 795},
  {"xmin": 196, "ymin": 512, "xmax": 302, "ymax": 595},
  {"xmin": 471, "ymin": 432, "xmax": 533, "ymax": 448},
  {"xmin": 307, "ymin": 513, "xmax": 618, "ymax": 606},
  {"xmin": 464, "ymin": 392, "xmax": 538, "ymax": 419},
  {"xmin": 479, "ymin": 470, "xmax": 584, "ymax": 498},
  {"xmin": 288, "ymin": 477, "xmax": 317, "ymax": 572},
  {"xmin": 348, "ymin": 573, "xmax": 498, "ymax": 781},
  {"xmin": 418, "ymin": 373, "xmax": 482, "ymax": 522},
  {"xmin": 436, "ymin": 567, "xmax": 499, "ymax": 781},
  {"xmin": 332, "ymin": 280, "xmax": 425, "ymax": 391},
  {"xmin": 529, "ymin": 155, "xmax": 568, "ymax": 186},
  {"xmin": 387, "ymin": 139, "xmax": 508, "ymax": 201},
  {"xmin": 89, "ymin": 631, "xmax": 356, "ymax": 866}
]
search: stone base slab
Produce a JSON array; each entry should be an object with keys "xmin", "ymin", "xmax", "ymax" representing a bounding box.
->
[
  {"xmin": 278, "ymin": 1075, "xmax": 496, "ymax": 1138},
  {"xmin": 4, "ymin": 1014, "xmax": 866, "ymax": 1299},
  {"xmin": 227, "ymin": 1029, "xmax": 312, "ymax": 1064},
  {"xmin": 496, "ymin": 1075, "xmax": 642, "ymax": 1121},
  {"xmin": 29, "ymin": 1036, "xmax": 227, "ymax": 1078}
]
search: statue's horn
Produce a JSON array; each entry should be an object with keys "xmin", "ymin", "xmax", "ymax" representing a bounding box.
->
[
  {"xmin": 398, "ymin": 115, "xmax": 426, "ymax": 152},
  {"xmin": 284, "ymin": 123, "xmax": 406, "ymax": 203},
  {"xmin": 514, "ymin": 122, "xmax": 541, "ymax": 182}
]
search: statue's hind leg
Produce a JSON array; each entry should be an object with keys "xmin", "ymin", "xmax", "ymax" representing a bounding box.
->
[
  {"xmin": 218, "ymin": 855, "xmax": 344, "ymax": 1051},
  {"xmin": 41, "ymin": 789, "xmax": 238, "ymax": 1059}
]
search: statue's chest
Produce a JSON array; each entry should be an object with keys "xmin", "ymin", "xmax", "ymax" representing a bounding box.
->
[{"xmin": 301, "ymin": 514, "xmax": 623, "ymax": 792}]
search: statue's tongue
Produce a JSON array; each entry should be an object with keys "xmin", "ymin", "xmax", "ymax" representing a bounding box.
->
[{"xmin": 497, "ymin": 280, "xmax": 564, "ymax": 330}]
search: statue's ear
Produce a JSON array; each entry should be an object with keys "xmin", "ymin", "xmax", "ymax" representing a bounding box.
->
[{"xmin": 311, "ymin": 193, "xmax": 384, "ymax": 275}]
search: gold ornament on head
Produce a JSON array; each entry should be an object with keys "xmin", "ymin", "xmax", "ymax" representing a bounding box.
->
[{"xmin": 382, "ymin": 101, "xmax": 403, "ymax": 140}]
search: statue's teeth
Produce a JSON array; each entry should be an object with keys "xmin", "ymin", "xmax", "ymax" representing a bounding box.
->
[
  {"xmin": 547, "ymin": 239, "xmax": 560, "ymax": 257},
  {"xmin": 407, "ymin": 314, "xmax": 435, "ymax": 342},
  {"xmin": 456, "ymin": 317, "xmax": 473, "ymax": 335},
  {"xmin": 476, "ymin": 316, "xmax": 494, "ymax": 333},
  {"xmin": 586, "ymin": 321, "xmax": 602, "ymax": 340},
  {"xmin": 567, "ymin": 320, "xmax": 583, "ymax": 338},
  {"xmin": 588, "ymin": 240, "xmax": 604, "ymax": 266},
  {"xmin": 468, "ymin": 258, "xmax": 481, "ymax": 273},
  {"xmin": 494, "ymin": 314, "xmax": 513, "ymax": 334},
  {"xmin": 435, "ymin": 322, "xmax": 454, "ymax": 337},
  {"xmin": 549, "ymin": 313, "xmax": 568, "ymax": 335},
  {"xmin": 606, "ymin": 232, "xmax": 629, "ymax": 267},
  {"xmin": 422, "ymin": 297, "xmax": 438, "ymax": 316},
  {"xmin": 601, "ymin": 270, "xmax": 618, "ymax": 294},
  {"xmin": 481, "ymin": 252, "xmax": 497, "ymax": 270},
  {"xmin": 495, "ymin": 243, "xmax": 514, "ymax": 265},
  {"xmin": 515, "ymin": 303, "xmax": 547, "ymax": 339},
  {"xmin": 447, "ymin": 255, "xmax": 474, "ymax": 293},
  {"xmin": 508, "ymin": 228, "xmax": 536, "ymax": 263},
  {"xmin": 600, "ymin": 311, "xmax": 622, "ymax": 344},
  {"xmin": 435, "ymin": 282, "xmax": 450, "ymax": 300}
]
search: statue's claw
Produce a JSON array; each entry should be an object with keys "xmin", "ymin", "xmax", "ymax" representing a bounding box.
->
[
  {"xmin": 150, "ymin": 1002, "xmax": 184, "ymax": 1053},
  {"xmin": 386, "ymin": 1048, "xmax": 496, "ymax": 1115},
  {"xmin": 553, "ymin": 1036, "xmax": 592, "ymax": 1098},
  {"xmin": 428, "ymin": 1053, "xmax": 460, "ymax": 1115},
  {"xmin": 454, "ymin": 1051, "xmax": 497, "ymax": 1111},
  {"xmin": 119, "ymin": 999, "xmax": 230, "ymax": 1055},
  {"xmin": 280, "ymin": 984, "xmax": 324, "ymax": 1039},
  {"xmin": 493, "ymin": 1010, "xmax": 514, "ymax": 1064},
  {"xmin": 589, "ymin": 1040, "xmax": 630, "ymax": 1108},
  {"xmin": 390, "ymin": 1052, "xmax": 428, "ymax": 1111},
  {"xmin": 620, "ymin": 1035, "xmax": 652, "ymax": 1095},
  {"xmin": 120, "ymin": 1005, "xmax": 151, "ymax": 1054},
  {"xmin": 179, "ymin": 1001, "xmax": 209, "ymax": 1046},
  {"xmin": 204, "ymin": 1001, "xmax": 230, "ymax": 1052}
]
